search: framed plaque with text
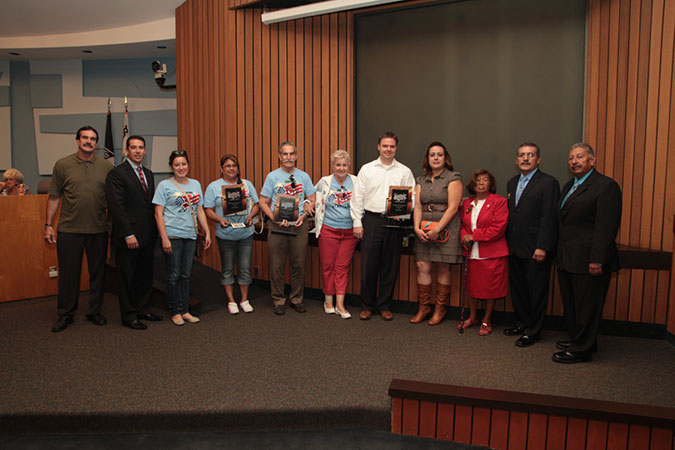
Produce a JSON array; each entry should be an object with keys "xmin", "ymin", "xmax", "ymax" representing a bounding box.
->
[
  {"xmin": 385, "ymin": 186, "xmax": 412, "ymax": 217},
  {"xmin": 222, "ymin": 184, "xmax": 247, "ymax": 216},
  {"xmin": 274, "ymin": 194, "xmax": 299, "ymax": 223}
]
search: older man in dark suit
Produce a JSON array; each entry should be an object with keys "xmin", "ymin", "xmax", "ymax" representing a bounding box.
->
[
  {"xmin": 105, "ymin": 135, "xmax": 162, "ymax": 329},
  {"xmin": 505, "ymin": 142, "xmax": 560, "ymax": 347},
  {"xmin": 554, "ymin": 143, "xmax": 621, "ymax": 363}
]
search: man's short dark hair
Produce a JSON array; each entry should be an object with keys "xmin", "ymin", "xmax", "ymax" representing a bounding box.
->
[
  {"xmin": 126, "ymin": 135, "xmax": 146, "ymax": 148},
  {"xmin": 517, "ymin": 142, "xmax": 540, "ymax": 157},
  {"xmin": 76, "ymin": 125, "xmax": 99, "ymax": 142},
  {"xmin": 377, "ymin": 131, "xmax": 398, "ymax": 145}
]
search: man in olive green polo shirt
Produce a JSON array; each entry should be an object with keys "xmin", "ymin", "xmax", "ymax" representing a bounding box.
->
[{"xmin": 45, "ymin": 125, "xmax": 113, "ymax": 332}]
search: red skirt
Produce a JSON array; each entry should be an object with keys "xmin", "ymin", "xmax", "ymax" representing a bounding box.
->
[{"xmin": 466, "ymin": 257, "xmax": 508, "ymax": 300}]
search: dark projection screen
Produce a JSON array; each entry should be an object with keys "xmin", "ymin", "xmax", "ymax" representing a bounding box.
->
[{"xmin": 355, "ymin": 0, "xmax": 586, "ymax": 194}]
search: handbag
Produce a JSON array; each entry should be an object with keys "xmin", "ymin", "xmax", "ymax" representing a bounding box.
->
[
  {"xmin": 170, "ymin": 178, "xmax": 206, "ymax": 258},
  {"xmin": 421, "ymin": 221, "xmax": 449, "ymax": 242}
]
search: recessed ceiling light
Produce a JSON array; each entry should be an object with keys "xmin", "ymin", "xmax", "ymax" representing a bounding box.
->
[
  {"xmin": 9, "ymin": 52, "xmax": 20, "ymax": 56},
  {"xmin": 157, "ymin": 45, "xmax": 167, "ymax": 49},
  {"xmin": 82, "ymin": 50, "xmax": 93, "ymax": 54}
]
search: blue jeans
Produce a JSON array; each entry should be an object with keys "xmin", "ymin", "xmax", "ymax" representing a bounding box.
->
[
  {"xmin": 164, "ymin": 238, "xmax": 197, "ymax": 315},
  {"xmin": 217, "ymin": 235, "xmax": 253, "ymax": 286}
]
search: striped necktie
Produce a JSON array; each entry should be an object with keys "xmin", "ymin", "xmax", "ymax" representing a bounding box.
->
[{"xmin": 137, "ymin": 166, "xmax": 148, "ymax": 195}]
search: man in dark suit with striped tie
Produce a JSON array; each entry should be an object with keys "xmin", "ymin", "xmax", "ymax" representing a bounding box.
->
[
  {"xmin": 554, "ymin": 143, "xmax": 621, "ymax": 363},
  {"xmin": 105, "ymin": 135, "xmax": 163, "ymax": 329},
  {"xmin": 505, "ymin": 142, "xmax": 560, "ymax": 347}
]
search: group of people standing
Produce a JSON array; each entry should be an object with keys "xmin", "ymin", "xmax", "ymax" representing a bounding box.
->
[{"xmin": 42, "ymin": 125, "xmax": 621, "ymax": 364}]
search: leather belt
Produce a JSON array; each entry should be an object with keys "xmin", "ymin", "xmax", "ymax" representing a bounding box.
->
[{"xmin": 422, "ymin": 203, "xmax": 448, "ymax": 212}]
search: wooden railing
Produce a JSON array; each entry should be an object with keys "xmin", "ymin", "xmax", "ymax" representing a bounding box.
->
[{"xmin": 389, "ymin": 379, "xmax": 675, "ymax": 449}]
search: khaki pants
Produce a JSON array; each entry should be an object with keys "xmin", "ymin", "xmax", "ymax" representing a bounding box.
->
[{"xmin": 267, "ymin": 219, "xmax": 309, "ymax": 306}]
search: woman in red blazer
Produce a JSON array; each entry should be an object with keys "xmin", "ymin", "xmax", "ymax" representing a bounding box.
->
[{"xmin": 459, "ymin": 169, "xmax": 509, "ymax": 335}]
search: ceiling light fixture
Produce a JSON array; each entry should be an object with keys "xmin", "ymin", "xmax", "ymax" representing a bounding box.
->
[{"xmin": 261, "ymin": 0, "xmax": 405, "ymax": 25}]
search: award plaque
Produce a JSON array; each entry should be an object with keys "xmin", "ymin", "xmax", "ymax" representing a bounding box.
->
[
  {"xmin": 222, "ymin": 184, "xmax": 247, "ymax": 216},
  {"xmin": 274, "ymin": 194, "xmax": 299, "ymax": 222},
  {"xmin": 385, "ymin": 186, "xmax": 412, "ymax": 217}
]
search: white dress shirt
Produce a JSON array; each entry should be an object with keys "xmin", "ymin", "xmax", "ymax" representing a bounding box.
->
[
  {"xmin": 350, "ymin": 157, "xmax": 415, "ymax": 227},
  {"xmin": 469, "ymin": 198, "xmax": 486, "ymax": 260}
]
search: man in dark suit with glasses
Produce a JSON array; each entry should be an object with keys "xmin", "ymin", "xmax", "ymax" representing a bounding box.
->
[{"xmin": 505, "ymin": 142, "xmax": 560, "ymax": 347}]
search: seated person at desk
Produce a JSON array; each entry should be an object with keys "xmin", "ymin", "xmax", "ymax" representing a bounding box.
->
[{"xmin": 1, "ymin": 169, "xmax": 31, "ymax": 196}]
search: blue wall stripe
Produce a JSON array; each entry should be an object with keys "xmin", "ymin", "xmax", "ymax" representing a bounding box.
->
[
  {"xmin": 0, "ymin": 86, "xmax": 9, "ymax": 106},
  {"xmin": 39, "ymin": 110, "xmax": 177, "ymax": 137},
  {"xmin": 83, "ymin": 58, "xmax": 177, "ymax": 99},
  {"xmin": 9, "ymin": 61, "xmax": 47, "ymax": 192}
]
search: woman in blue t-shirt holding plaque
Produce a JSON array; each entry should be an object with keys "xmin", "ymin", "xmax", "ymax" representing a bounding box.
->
[{"xmin": 204, "ymin": 154, "xmax": 260, "ymax": 315}]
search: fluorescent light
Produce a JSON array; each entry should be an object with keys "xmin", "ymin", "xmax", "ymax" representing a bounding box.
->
[{"xmin": 261, "ymin": 0, "xmax": 405, "ymax": 24}]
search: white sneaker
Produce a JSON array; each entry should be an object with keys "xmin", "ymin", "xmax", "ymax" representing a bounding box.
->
[
  {"xmin": 240, "ymin": 300, "xmax": 253, "ymax": 313},
  {"xmin": 228, "ymin": 302, "xmax": 240, "ymax": 315}
]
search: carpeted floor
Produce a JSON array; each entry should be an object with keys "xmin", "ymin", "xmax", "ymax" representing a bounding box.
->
[
  {"xmin": 2, "ymin": 429, "xmax": 490, "ymax": 450},
  {"xmin": 1, "ymin": 274, "xmax": 674, "ymax": 435}
]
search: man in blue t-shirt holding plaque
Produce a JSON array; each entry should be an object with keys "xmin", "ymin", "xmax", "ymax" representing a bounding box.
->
[{"xmin": 259, "ymin": 141, "xmax": 316, "ymax": 315}]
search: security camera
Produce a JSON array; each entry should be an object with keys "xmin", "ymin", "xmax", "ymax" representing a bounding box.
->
[{"xmin": 151, "ymin": 60, "xmax": 175, "ymax": 90}]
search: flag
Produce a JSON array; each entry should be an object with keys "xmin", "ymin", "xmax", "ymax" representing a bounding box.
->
[
  {"xmin": 103, "ymin": 109, "xmax": 115, "ymax": 161},
  {"xmin": 121, "ymin": 108, "xmax": 129, "ymax": 160}
]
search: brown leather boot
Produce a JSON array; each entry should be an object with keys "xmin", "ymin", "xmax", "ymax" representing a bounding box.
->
[
  {"xmin": 428, "ymin": 282, "xmax": 451, "ymax": 326},
  {"xmin": 410, "ymin": 283, "xmax": 432, "ymax": 323}
]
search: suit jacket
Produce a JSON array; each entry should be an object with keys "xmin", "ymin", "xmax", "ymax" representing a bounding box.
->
[
  {"xmin": 557, "ymin": 169, "xmax": 622, "ymax": 274},
  {"xmin": 506, "ymin": 169, "xmax": 560, "ymax": 259},
  {"xmin": 460, "ymin": 193, "xmax": 509, "ymax": 258},
  {"xmin": 105, "ymin": 160, "xmax": 157, "ymax": 248}
]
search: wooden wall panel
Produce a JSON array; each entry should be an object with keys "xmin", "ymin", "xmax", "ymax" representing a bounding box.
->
[
  {"xmin": 176, "ymin": 0, "xmax": 674, "ymax": 332},
  {"xmin": 585, "ymin": 0, "xmax": 675, "ymax": 333}
]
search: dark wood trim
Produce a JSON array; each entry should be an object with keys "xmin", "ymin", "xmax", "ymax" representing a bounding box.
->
[
  {"xmin": 388, "ymin": 379, "xmax": 675, "ymax": 429},
  {"xmin": 252, "ymin": 230, "xmax": 671, "ymax": 270},
  {"xmin": 617, "ymin": 244, "xmax": 672, "ymax": 270}
]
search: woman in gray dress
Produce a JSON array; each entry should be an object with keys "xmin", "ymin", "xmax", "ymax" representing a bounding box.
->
[{"xmin": 411, "ymin": 142, "xmax": 464, "ymax": 325}]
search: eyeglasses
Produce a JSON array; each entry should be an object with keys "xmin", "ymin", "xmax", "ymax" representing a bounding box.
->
[
  {"xmin": 289, "ymin": 175, "xmax": 297, "ymax": 189},
  {"xmin": 171, "ymin": 150, "xmax": 187, "ymax": 156},
  {"xmin": 222, "ymin": 164, "xmax": 237, "ymax": 169}
]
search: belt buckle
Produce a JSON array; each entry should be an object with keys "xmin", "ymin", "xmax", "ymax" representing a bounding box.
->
[{"xmin": 424, "ymin": 204, "xmax": 434, "ymax": 212}]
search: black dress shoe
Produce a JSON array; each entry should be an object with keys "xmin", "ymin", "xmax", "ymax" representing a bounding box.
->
[
  {"xmin": 137, "ymin": 312, "xmax": 163, "ymax": 322},
  {"xmin": 86, "ymin": 314, "xmax": 107, "ymax": 326},
  {"xmin": 556, "ymin": 340, "xmax": 571, "ymax": 350},
  {"xmin": 515, "ymin": 334, "xmax": 539, "ymax": 347},
  {"xmin": 289, "ymin": 303, "xmax": 306, "ymax": 313},
  {"xmin": 557, "ymin": 340, "xmax": 598, "ymax": 352},
  {"xmin": 503, "ymin": 325, "xmax": 524, "ymax": 336},
  {"xmin": 124, "ymin": 320, "xmax": 148, "ymax": 330},
  {"xmin": 552, "ymin": 350, "xmax": 592, "ymax": 364},
  {"xmin": 51, "ymin": 317, "xmax": 73, "ymax": 333}
]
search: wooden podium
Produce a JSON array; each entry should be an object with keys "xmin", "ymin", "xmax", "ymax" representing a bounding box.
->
[{"xmin": 0, "ymin": 195, "xmax": 89, "ymax": 303}]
